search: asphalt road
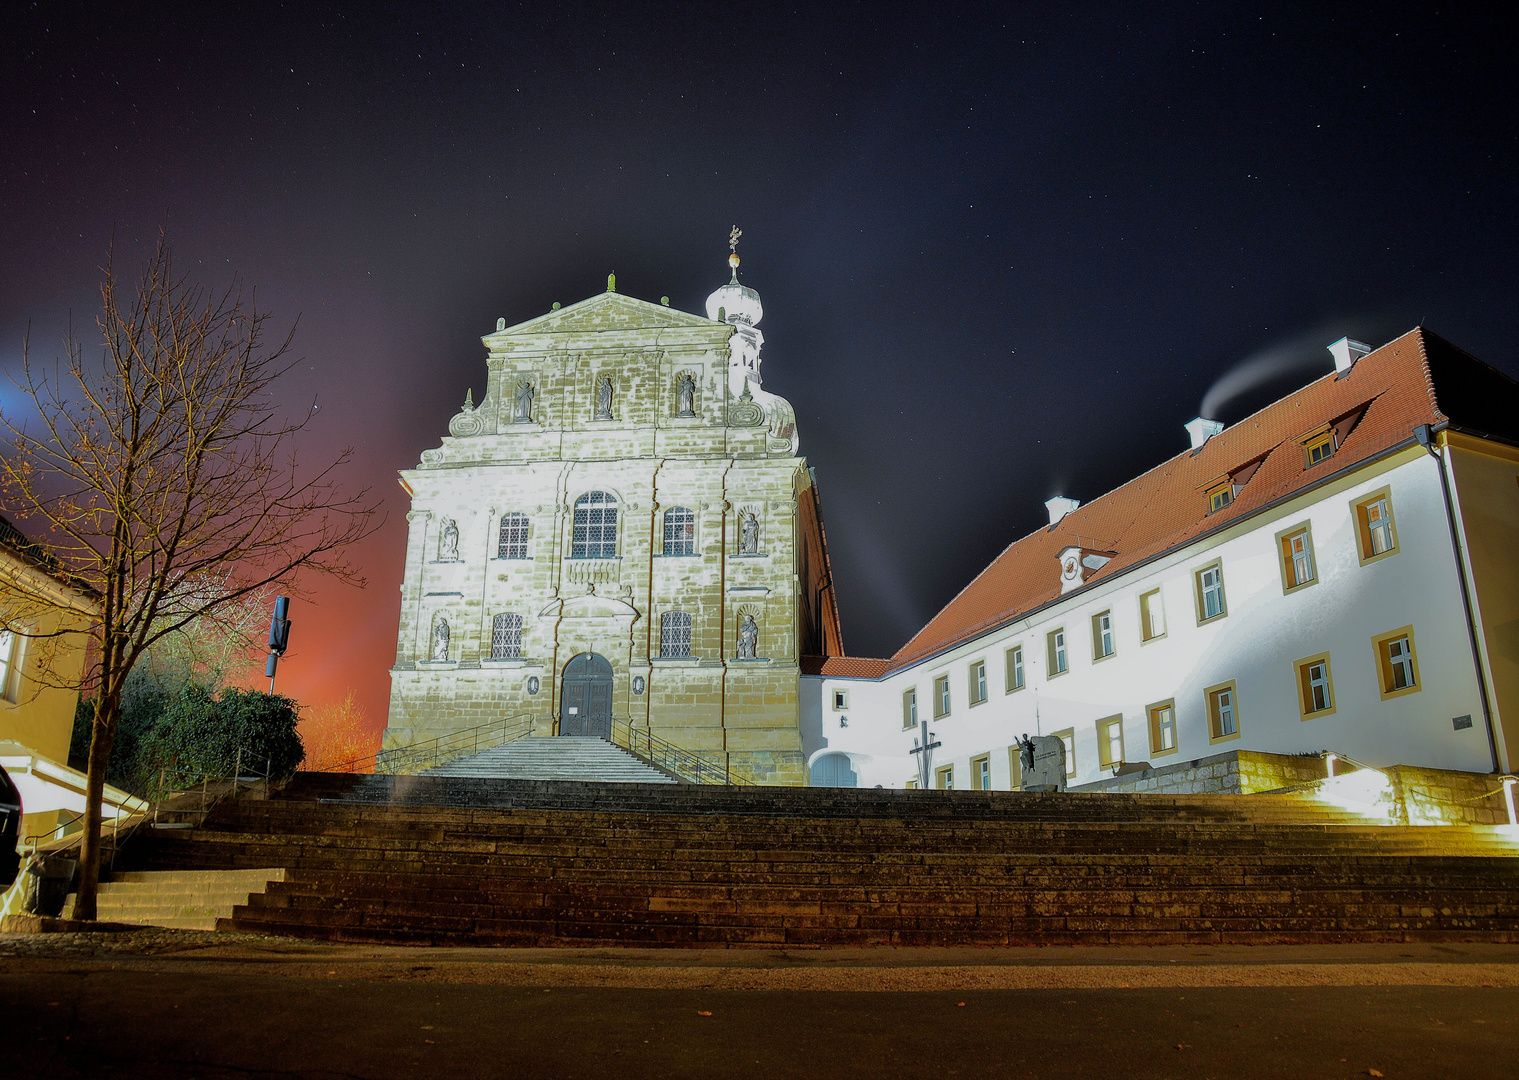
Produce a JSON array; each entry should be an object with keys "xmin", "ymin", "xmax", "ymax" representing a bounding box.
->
[{"xmin": 3, "ymin": 938, "xmax": 1517, "ymax": 1079}]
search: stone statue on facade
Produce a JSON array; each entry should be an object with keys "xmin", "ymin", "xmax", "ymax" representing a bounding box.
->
[
  {"xmin": 677, "ymin": 373, "xmax": 696, "ymax": 417},
  {"xmin": 432, "ymin": 617, "xmax": 450, "ymax": 662},
  {"xmin": 438, "ymin": 517, "xmax": 459, "ymax": 561},
  {"xmin": 515, "ymin": 380, "xmax": 535, "ymax": 423},
  {"xmin": 737, "ymin": 614, "xmax": 759, "ymax": 659},
  {"xmin": 739, "ymin": 511, "xmax": 760, "ymax": 555},
  {"xmin": 595, "ymin": 377, "xmax": 613, "ymax": 420}
]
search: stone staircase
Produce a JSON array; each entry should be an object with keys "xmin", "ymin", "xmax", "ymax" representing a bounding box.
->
[
  {"xmin": 115, "ymin": 773, "xmax": 1519, "ymax": 946},
  {"xmin": 425, "ymin": 736, "xmax": 677, "ymax": 783},
  {"xmin": 64, "ymin": 868, "xmax": 286, "ymax": 930}
]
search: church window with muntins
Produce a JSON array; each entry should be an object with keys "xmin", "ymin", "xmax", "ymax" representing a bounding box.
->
[
  {"xmin": 1092, "ymin": 611, "xmax": 1114, "ymax": 660},
  {"xmin": 969, "ymin": 660, "xmax": 987, "ymax": 705},
  {"xmin": 497, "ymin": 513, "xmax": 530, "ymax": 559},
  {"xmin": 491, "ymin": 613, "xmax": 523, "ymax": 660},
  {"xmin": 1005, "ymin": 646, "xmax": 1025, "ymax": 691},
  {"xmin": 663, "ymin": 507, "xmax": 696, "ymax": 556},
  {"xmin": 1207, "ymin": 682, "xmax": 1240, "ymax": 741},
  {"xmin": 1353, "ymin": 489, "xmax": 1399, "ymax": 563},
  {"xmin": 571, "ymin": 491, "xmax": 618, "ymax": 558},
  {"xmin": 1195, "ymin": 562, "xmax": 1227, "ymax": 622},
  {"xmin": 660, "ymin": 611, "xmax": 692, "ymax": 658},
  {"xmin": 1047, "ymin": 628, "xmax": 1068, "ymax": 676}
]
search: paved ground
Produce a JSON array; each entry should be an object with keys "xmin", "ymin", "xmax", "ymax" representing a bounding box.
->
[{"xmin": 3, "ymin": 932, "xmax": 1517, "ymax": 1078}]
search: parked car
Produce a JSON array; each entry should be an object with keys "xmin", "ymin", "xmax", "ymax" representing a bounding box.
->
[{"xmin": 0, "ymin": 763, "xmax": 21, "ymax": 890}]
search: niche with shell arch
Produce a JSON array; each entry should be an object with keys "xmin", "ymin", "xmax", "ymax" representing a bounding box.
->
[
  {"xmin": 674, "ymin": 370, "xmax": 699, "ymax": 418},
  {"xmin": 734, "ymin": 604, "xmax": 764, "ymax": 660}
]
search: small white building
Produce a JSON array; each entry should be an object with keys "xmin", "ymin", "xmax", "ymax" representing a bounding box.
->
[{"xmin": 804, "ymin": 328, "xmax": 1519, "ymax": 790}]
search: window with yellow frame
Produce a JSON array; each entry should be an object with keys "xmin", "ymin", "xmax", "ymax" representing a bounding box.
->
[
  {"xmin": 1275, "ymin": 521, "xmax": 1318, "ymax": 592},
  {"xmin": 1293, "ymin": 654, "xmax": 1336, "ymax": 719},
  {"xmin": 1147, "ymin": 699, "xmax": 1179, "ymax": 756},
  {"xmin": 1205, "ymin": 680, "xmax": 1241, "ymax": 742},
  {"xmin": 1352, "ymin": 487, "xmax": 1399, "ymax": 564},
  {"xmin": 1371, "ymin": 626, "xmax": 1420, "ymax": 700},
  {"xmin": 1301, "ymin": 426, "xmax": 1336, "ymax": 467}
]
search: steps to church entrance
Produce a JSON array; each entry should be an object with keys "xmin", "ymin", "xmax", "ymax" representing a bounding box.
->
[
  {"xmin": 62, "ymin": 869, "xmax": 287, "ymax": 931},
  {"xmin": 424, "ymin": 736, "xmax": 677, "ymax": 784},
  {"xmin": 113, "ymin": 773, "xmax": 1519, "ymax": 948}
]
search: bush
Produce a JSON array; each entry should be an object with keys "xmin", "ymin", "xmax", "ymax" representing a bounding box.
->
[{"xmin": 137, "ymin": 685, "xmax": 305, "ymax": 789}]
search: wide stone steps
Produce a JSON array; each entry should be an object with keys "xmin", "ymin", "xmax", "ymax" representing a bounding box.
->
[
  {"xmin": 424, "ymin": 738, "xmax": 676, "ymax": 784},
  {"xmin": 113, "ymin": 774, "xmax": 1519, "ymax": 946},
  {"xmin": 63, "ymin": 869, "xmax": 286, "ymax": 930}
]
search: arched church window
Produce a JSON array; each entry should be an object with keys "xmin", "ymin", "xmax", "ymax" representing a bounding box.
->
[
  {"xmin": 660, "ymin": 611, "xmax": 692, "ymax": 658},
  {"xmin": 491, "ymin": 613, "xmax": 523, "ymax": 659},
  {"xmin": 571, "ymin": 491, "xmax": 618, "ymax": 558},
  {"xmin": 497, "ymin": 513, "xmax": 529, "ymax": 559},
  {"xmin": 663, "ymin": 507, "xmax": 695, "ymax": 556}
]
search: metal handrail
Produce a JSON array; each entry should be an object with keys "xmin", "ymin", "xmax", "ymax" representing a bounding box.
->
[
  {"xmin": 323, "ymin": 712, "xmax": 540, "ymax": 776},
  {"xmin": 608, "ymin": 717, "xmax": 754, "ymax": 786}
]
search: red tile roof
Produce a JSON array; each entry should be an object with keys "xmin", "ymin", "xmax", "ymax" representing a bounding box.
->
[
  {"xmin": 889, "ymin": 328, "xmax": 1516, "ymax": 670},
  {"xmin": 800, "ymin": 655, "xmax": 894, "ymax": 679}
]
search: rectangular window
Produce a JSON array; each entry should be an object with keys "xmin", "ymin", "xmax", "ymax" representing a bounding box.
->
[
  {"xmin": 1047, "ymin": 628, "xmax": 1068, "ymax": 676},
  {"xmin": 662, "ymin": 506, "xmax": 696, "ymax": 556},
  {"xmin": 833, "ymin": 689, "xmax": 848, "ymax": 710},
  {"xmin": 0, "ymin": 629, "xmax": 19, "ymax": 703},
  {"xmin": 1052, "ymin": 728, "xmax": 1076, "ymax": 778},
  {"xmin": 1097, "ymin": 715, "xmax": 1125, "ymax": 768},
  {"xmin": 971, "ymin": 754, "xmax": 990, "ymax": 791},
  {"xmin": 1372, "ymin": 626, "xmax": 1421, "ymax": 699},
  {"xmin": 659, "ymin": 611, "xmax": 692, "ymax": 658},
  {"xmin": 1091, "ymin": 611, "xmax": 1114, "ymax": 660},
  {"xmin": 491, "ymin": 613, "xmax": 523, "ymax": 659},
  {"xmin": 969, "ymin": 660, "xmax": 987, "ymax": 705},
  {"xmin": 934, "ymin": 675, "xmax": 951, "ymax": 718},
  {"xmin": 1005, "ymin": 645, "xmax": 1025, "ymax": 691},
  {"xmin": 1306, "ymin": 434, "xmax": 1334, "ymax": 465},
  {"xmin": 1195, "ymin": 562, "xmax": 1227, "ymax": 622},
  {"xmin": 1276, "ymin": 523, "xmax": 1317, "ymax": 592},
  {"xmin": 1147, "ymin": 700, "xmax": 1178, "ymax": 756},
  {"xmin": 1008, "ymin": 747, "xmax": 1023, "ymax": 791},
  {"xmin": 902, "ymin": 688, "xmax": 918, "ymax": 730},
  {"xmin": 497, "ymin": 513, "xmax": 530, "ymax": 559},
  {"xmin": 905, "ymin": 778, "xmax": 919, "ymax": 790},
  {"xmin": 1353, "ymin": 488, "xmax": 1399, "ymax": 564},
  {"xmin": 936, "ymin": 765, "xmax": 954, "ymax": 790},
  {"xmin": 1208, "ymin": 484, "xmax": 1233, "ymax": 513},
  {"xmin": 1294, "ymin": 654, "xmax": 1335, "ymax": 718},
  {"xmin": 1139, "ymin": 588, "xmax": 1166, "ymax": 641},
  {"xmin": 1206, "ymin": 681, "xmax": 1240, "ymax": 742}
]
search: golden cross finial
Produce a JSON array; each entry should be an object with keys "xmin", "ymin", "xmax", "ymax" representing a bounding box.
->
[{"xmin": 729, "ymin": 225, "xmax": 742, "ymax": 253}]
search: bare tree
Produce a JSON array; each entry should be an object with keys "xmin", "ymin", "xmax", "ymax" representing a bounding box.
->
[{"xmin": 0, "ymin": 233, "xmax": 378, "ymax": 919}]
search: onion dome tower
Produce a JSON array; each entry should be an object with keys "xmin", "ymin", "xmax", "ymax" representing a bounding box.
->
[{"xmin": 705, "ymin": 227, "xmax": 765, "ymax": 396}]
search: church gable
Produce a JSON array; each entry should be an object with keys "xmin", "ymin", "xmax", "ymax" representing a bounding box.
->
[{"xmin": 488, "ymin": 291, "xmax": 717, "ymax": 340}]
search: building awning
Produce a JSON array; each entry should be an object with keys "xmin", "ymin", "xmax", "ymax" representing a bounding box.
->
[{"xmin": 0, "ymin": 743, "xmax": 147, "ymax": 821}]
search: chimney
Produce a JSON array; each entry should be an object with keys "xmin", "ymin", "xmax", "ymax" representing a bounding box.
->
[
  {"xmin": 1045, "ymin": 496, "xmax": 1080, "ymax": 526},
  {"xmin": 1185, "ymin": 417, "xmax": 1224, "ymax": 451},
  {"xmin": 1328, "ymin": 337, "xmax": 1372, "ymax": 375}
]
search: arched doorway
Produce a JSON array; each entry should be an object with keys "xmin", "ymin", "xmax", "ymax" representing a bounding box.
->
[
  {"xmin": 559, "ymin": 652, "xmax": 614, "ymax": 739},
  {"xmin": 809, "ymin": 753, "xmax": 858, "ymax": 788}
]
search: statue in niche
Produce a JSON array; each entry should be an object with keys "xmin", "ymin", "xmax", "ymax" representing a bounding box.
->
[
  {"xmin": 514, "ymin": 380, "xmax": 535, "ymax": 423},
  {"xmin": 432, "ymin": 617, "xmax": 451, "ymax": 662},
  {"xmin": 737, "ymin": 615, "xmax": 759, "ymax": 659},
  {"xmin": 677, "ymin": 373, "xmax": 696, "ymax": 417},
  {"xmin": 739, "ymin": 511, "xmax": 760, "ymax": 555},
  {"xmin": 595, "ymin": 377, "xmax": 613, "ymax": 420},
  {"xmin": 438, "ymin": 517, "xmax": 459, "ymax": 561}
]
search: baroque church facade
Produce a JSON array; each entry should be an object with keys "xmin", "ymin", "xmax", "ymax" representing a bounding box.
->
[{"xmin": 384, "ymin": 255, "xmax": 842, "ymax": 784}]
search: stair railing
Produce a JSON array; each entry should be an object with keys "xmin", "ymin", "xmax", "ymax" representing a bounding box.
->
[
  {"xmin": 323, "ymin": 712, "xmax": 540, "ymax": 777},
  {"xmin": 607, "ymin": 717, "xmax": 754, "ymax": 786}
]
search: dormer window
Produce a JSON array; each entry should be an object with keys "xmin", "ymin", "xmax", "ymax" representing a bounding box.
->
[
  {"xmin": 1303, "ymin": 429, "xmax": 1335, "ymax": 466},
  {"xmin": 1207, "ymin": 483, "xmax": 1233, "ymax": 513}
]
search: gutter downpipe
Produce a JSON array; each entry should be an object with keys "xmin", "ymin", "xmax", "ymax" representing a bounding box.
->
[
  {"xmin": 1416, "ymin": 424, "xmax": 1501, "ymax": 773},
  {"xmin": 644, "ymin": 457, "xmax": 667, "ymax": 730},
  {"xmin": 718, "ymin": 458, "xmax": 735, "ymax": 779}
]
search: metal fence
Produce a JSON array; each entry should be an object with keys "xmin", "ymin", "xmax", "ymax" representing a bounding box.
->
[
  {"xmin": 608, "ymin": 717, "xmax": 753, "ymax": 786},
  {"xmin": 325, "ymin": 713, "xmax": 539, "ymax": 776}
]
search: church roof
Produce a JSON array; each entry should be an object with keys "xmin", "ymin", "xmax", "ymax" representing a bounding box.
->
[
  {"xmin": 486, "ymin": 290, "xmax": 719, "ymax": 340},
  {"xmin": 890, "ymin": 327, "xmax": 1518, "ymax": 671},
  {"xmin": 800, "ymin": 655, "xmax": 894, "ymax": 679}
]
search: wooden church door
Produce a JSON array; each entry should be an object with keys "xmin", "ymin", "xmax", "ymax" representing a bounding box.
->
[{"xmin": 559, "ymin": 652, "xmax": 614, "ymax": 739}]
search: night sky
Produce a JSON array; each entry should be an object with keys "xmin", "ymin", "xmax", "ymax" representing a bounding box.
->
[{"xmin": 3, "ymin": 2, "xmax": 1516, "ymax": 732}]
